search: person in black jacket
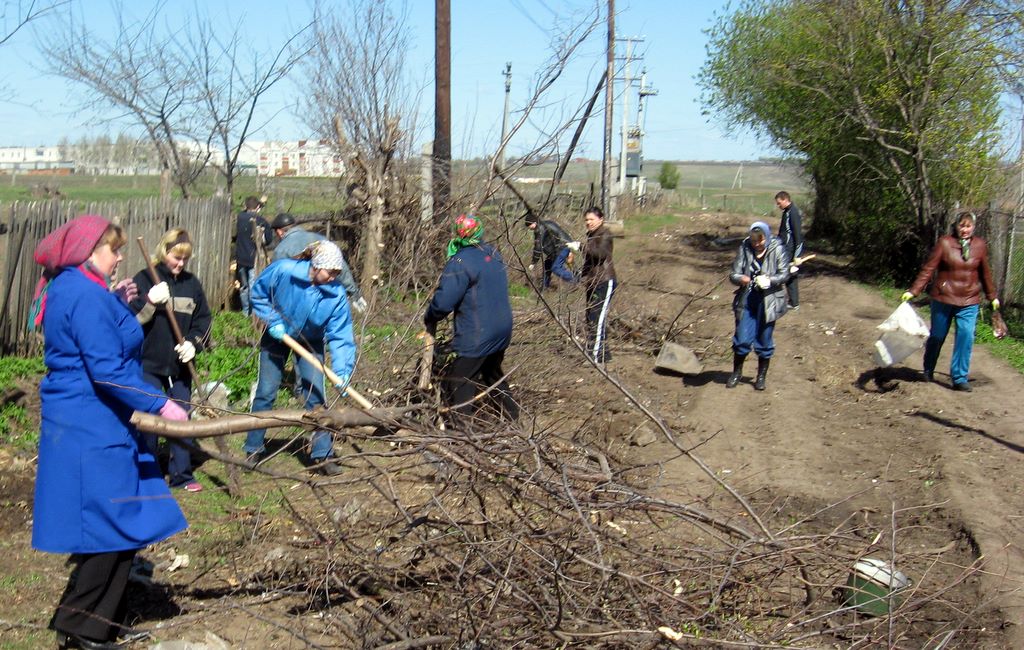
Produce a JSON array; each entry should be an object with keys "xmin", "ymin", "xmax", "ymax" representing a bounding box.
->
[
  {"xmin": 580, "ymin": 207, "xmax": 617, "ymax": 364},
  {"xmin": 775, "ymin": 190, "xmax": 804, "ymax": 309},
  {"xmin": 527, "ymin": 217, "xmax": 573, "ymax": 289},
  {"xmin": 424, "ymin": 214, "xmax": 518, "ymax": 425},
  {"xmin": 129, "ymin": 229, "xmax": 213, "ymax": 492},
  {"xmin": 234, "ymin": 196, "xmax": 272, "ymax": 315}
]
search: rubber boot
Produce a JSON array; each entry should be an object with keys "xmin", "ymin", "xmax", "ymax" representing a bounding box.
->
[
  {"xmin": 726, "ymin": 353, "xmax": 746, "ymax": 388},
  {"xmin": 754, "ymin": 357, "xmax": 770, "ymax": 391}
]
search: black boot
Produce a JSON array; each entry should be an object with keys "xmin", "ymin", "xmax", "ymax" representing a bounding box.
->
[
  {"xmin": 726, "ymin": 353, "xmax": 746, "ymax": 388},
  {"xmin": 754, "ymin": 357, "xmax": 770, "ymax": 391}
]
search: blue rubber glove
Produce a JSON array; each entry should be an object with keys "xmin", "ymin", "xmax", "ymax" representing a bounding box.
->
[
  {"xmin": 268, "ymin": 323, "xmax": 286, "ymax": 340},
  {"xmin": 333, "ymin": 374, "xmax": 350, "ymax": 396}
]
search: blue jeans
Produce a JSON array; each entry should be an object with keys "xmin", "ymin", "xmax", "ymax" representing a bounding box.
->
[
  {"xmin": 733, "ymin": 290, "xmax": 775, "ymax": 358},
  {"xmin": 142, "ymin": 373, "xmax": 195, "ymax": 488},
  {"xmin": 551, "ymin": 247, "xmax": 577, "ymax": 283},
  {"xmin": 236, "ymin": 266, "xmax": 254, "ymax": 315},
  {"xmin": 244, "ymin": 334, "xmax": 334, "ymax": 459},
  {"xmin": 923, "ymin": 301, "xmax": 978, "ymax": 385}
]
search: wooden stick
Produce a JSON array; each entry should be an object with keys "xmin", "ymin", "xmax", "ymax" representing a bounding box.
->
[
  {"xmin": 135, "ymin": 237, "xmax": 201, "ymax": 386},
  {"xmin": 131, "ymin": 405, "xmax": 417, "ymax": 437},
  {"xmin": 280, "ymin": 333, "xmax": 374, "ymax": 409},
  {"xmin": 793, "ymin": 253, "xmax": 817, "ymax": 267},
  {"xmin": 417, "ymin": 332, "xmax": 434, "ymax": 390}
]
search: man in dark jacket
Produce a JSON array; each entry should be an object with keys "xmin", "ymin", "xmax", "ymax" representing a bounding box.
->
[
  {"xmin": 527, "ymin": 217, "xmax": 573, "ymax": 288},
  {"xmin": 270, "ymin": 213, "xmax": 367, "ymax": 313},
  {"xmin": 425, "ymin": 214, "xmax": 518, "ymax": 425},
  {"xmin": 234, "ymin": 196, "xmax": 272, "ymax": 315},
  {"xmin": 775, "ymin": 190, "xmax": 804, "ymax": 309},
  {"xmin": 580, "ymin": 207, "xmax": 617, "ymax": 364}
]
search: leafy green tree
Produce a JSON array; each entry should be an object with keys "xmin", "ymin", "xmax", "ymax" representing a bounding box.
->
[
  {"xmin": 701, "ymin": 0, "xmax": 1015, "ymax": 278},
  {"xmin": 657, "ymin": 161, "xmax": 681, "ymax": 190}
]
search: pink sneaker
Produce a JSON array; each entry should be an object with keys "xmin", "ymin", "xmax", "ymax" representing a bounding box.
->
[{"xmin": 182, "ymin": 481, "xmax": 203, "ymax": 493}]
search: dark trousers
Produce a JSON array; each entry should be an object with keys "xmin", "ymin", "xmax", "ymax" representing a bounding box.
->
[
  {"xmin": 585, "ymin": 279, "xmax": 615, "ymax": 362},
  {"xmin": 785, "ymin": 273, "xmax": 799, "ymax": 307},
  {"xmin": 142, "ymin": 373, "xmax": 195, "ymax": 488},
  {"xmin": 51, "ymin": 550, "xmax": 137, "ymax": 642},
  {"xmin": 445, "ymin": 350, "xmax": 520, "ymax": 424},
  {"xmin": 541, "ymin": 257, "xmax": 556, "ymax": 288}
]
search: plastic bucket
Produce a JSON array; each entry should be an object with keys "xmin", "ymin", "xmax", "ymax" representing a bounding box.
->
[{"xmin": 843, "ymin": 558, "xmax": 910, "ymax": 616}]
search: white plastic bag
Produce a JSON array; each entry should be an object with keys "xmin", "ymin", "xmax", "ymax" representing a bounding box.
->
[{"xmin": 872, "ymin": 302, "xmax": 930, "ymax": 367}]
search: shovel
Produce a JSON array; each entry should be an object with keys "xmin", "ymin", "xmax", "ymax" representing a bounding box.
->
[{"xmin": 280, "ymin": 333, "xmax": 374, "ymax": 409}]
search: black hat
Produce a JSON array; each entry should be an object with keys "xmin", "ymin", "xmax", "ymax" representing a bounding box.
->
[{"xmin": 271, "ymin": 213, "xmax": 296, "ymax": 229}]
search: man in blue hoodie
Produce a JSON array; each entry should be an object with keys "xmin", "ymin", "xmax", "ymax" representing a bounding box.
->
[{"xmin": 424, "ymin": 214, "xmax": 519, "ymax": 425}]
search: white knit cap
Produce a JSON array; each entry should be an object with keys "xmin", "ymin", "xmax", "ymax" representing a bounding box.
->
[{"xmin": 311, "ymin": 241, "xmax": 345, "ymax": 271}]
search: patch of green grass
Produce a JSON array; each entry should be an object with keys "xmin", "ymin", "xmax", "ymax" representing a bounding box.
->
[
  {"xmin": 0, "ymin": 403, "xmax": 38, "ymax": 451},
  {"xmin": 975, "ymin": 310, "xmax": 1024, "ymax": 373},
  {"xmin": 508, "ymin": 283, "xmax": 531, "ymax": 298},
  {"xmin": 196, "ymin": 346, "xmax": 258, "ymax": 405},
  {"xmin": 0, "ymin": 355, "xmax": 45, "ymax": 389},
  {"xmin": 0, "ymin": 630, "xmax": 51, "ymax": 650},
  {"xmin": 0, "ymin": 573, "xmax": 42, "ymax": 591},
  {"xmin": 626, "ymin": 212, "xmax": 680, "ymax": 235}
]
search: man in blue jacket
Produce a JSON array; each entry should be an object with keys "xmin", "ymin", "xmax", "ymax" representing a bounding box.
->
[
  {"xmin": 244, "ymin": 241, "xmax": 356, "ymax": 475},
  {"xmin": 425, "ymin": 214, "xmax": 519, "ymax": 425}
]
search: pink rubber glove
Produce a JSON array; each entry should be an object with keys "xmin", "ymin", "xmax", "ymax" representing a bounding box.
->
[{"xmin": 159, "ymin": 400, "xmax": 188, "ymax": 421}]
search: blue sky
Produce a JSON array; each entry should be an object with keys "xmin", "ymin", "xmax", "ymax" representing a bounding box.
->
[{"xmin": 0, "ymin": 0, "xmax": 776, "ymax": 161}]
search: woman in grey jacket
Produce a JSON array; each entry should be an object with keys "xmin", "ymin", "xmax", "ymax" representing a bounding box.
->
[{"xmin": 727, "ymin": 221, "xmax": 791, "ymax": 390}]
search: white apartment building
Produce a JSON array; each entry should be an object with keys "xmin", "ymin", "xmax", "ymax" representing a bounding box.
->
[{"xmin": 0, "ymin": 146, "xmax": 71, "ymax": 172}]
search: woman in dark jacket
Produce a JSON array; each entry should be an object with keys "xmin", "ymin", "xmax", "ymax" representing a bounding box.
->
[
  {"xmin": 580, "ymin": 207, "xmax": 617, "ymax": 364},
  {"xmin": 129, "ymin": 229, "xmax": 213, "ymax": 491},
  {"xmin": 727, "ymin": 221, "xmax": 791, "ymax": 390},
  {"xmin": 424, "ymin": 214, "xmax": 518, "ymax": 424},
  {"xmin": 901, "ymin": 211, "xmax": 999, "ymax": 391},
  {"xmin": 31, "ymin": 215, "xmax": 188, "ymax": 650}
]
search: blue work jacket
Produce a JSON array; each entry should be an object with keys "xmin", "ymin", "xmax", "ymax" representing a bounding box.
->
[
  {"xmin": 33, "ymin": 267, "xmax": 188, "ymax": 553},
  {"xmin": 425, "ymin": 243, "xmax": 513, "ymax": 358},
  {"xmin": 251, "ymin": 259, "xmax": 357, "ymax": 378}
]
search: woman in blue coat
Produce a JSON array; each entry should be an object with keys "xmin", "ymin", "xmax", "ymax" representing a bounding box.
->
[{"xmin": 30, "ymin": 215, "xmax": 189, "ymax": 650}]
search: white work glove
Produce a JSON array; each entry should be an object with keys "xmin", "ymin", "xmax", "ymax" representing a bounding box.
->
[
  {"xmin": 755, "ymin": 275, "xmax": 771, "ymax": 290},
  {"xmin": 174, "ymin": 341, "xmax": 196, "ymax": 364},
  {"xmin": 566, "ymin": 241, "xmax": 581, "ymax": 252},
  {"xmin": 351, "ymin": 296, "xmax": 368, "ymax": 314},
  {"xmin": 528, "ymin": 264, "xmax": 535, "ymax": 272},
  {"xmin": 789, "ymin": 265, "xmax": 799, "ymax": 274},
  {"xmin": 901, "ymin": 291, "xmax": 914, "ymax": 303},
  {"xmin": 148, "ymin": 281, "xmax": 170, "ymax": 305},
  {"xmin": 992, "ymin": 298, "xmax": 1001, "ymax": 311}
]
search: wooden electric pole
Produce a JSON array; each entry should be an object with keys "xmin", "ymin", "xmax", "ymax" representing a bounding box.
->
[
  {"xmin": 433, "ymin": 0, "xmax": 451, "ymax": 224},
  {"xmin": 601, "ymin": 0, "xmax": 615, "ymax": 220}
]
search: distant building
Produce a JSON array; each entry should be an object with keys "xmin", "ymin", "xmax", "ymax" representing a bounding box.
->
[
  {"xmin": 0, "ymin": 146, "xmax": 73, "ymax": 173},
  {"xmin": 249, "ymin": 140, "xmax": 345, "ymax": 177},
  {"xmin": 1, "ymin": 139, "xmax": 345, "ymax": 178}
]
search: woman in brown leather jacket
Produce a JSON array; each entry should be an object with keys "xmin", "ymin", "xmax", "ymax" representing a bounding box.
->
[{"xmin": 901, "ymin": 212, "xmax": 1000, "ymax": 391}]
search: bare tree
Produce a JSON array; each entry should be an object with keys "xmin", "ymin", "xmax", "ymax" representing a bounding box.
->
[
  {"xmin": 297, "ymin": 0, "xmax": 416, "ymax": 294},
  {"xmin": 185, "ymin": 14, "xmax": 312, "ymax": 201},
  {"xmin": 40, "ymin": 2, "xmax": 207, "ymax": 196},
  {"xmin": 1, "ymin": 0, "xmax": 66, "ymax": 46}
]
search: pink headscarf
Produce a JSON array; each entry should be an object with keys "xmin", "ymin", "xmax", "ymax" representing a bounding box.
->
[{"xmin": 29, "ymin": 215, "xmax": 111, "ymax": 330}]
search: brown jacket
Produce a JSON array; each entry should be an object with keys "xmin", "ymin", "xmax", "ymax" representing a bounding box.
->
[
  {"xmin": 909, "ymin": 235, "xmax": 996, "ymax": 307},
  {"xmin": 581, "ymin": 224, "xmax": 617, "ymax": 288}
]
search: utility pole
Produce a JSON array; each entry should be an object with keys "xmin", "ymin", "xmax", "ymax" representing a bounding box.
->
[
  {"xmin": 498, "ymin": 62, "xmax": 511, "ymax": 174},
  {"xmin": 433, "ymin": 0, "xmax": 451, "ymax": 225},
  {"xmin": 601, "ymin": 0, "xmax": 615, "ymax": 220},
  {"xmin": 618, "ymin": 38, "xmax": 632, "ymax": 199}
]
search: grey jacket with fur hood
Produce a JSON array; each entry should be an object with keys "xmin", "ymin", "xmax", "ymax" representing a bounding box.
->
[{"xmin": 730, "ymin": 235, "xmax": 791, "ymax": 323}]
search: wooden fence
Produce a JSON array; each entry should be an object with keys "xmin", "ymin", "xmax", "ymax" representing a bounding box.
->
[{"xmin": 0, "ymin": 197, "xmax": 233, "ymax": 355}]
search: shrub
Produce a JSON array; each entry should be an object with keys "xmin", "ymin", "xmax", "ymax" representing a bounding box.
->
[{"xmin": 658, "ymin": 162, "xmax": 681, "ymax": 190}]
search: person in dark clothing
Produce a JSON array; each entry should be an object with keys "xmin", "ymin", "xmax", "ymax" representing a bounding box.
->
[
  {"xmin": 727, "ymin": 221, "xmax": 791, "ymax": 391},
  {"xmin": 775, "ymin": 191, "xmax": 804, "ymax": 309},
  {"xmin": 424, "ymin": 214, "xmax": 518, "ymax": 425},
  {"xmin": 580, "ymin": 207, "xmax": 616, "ymax": 364},
  {"xmin": 527, "ymin": 217, "xmax": 573, "ymax": 288},
  {"xmin": 234, "ymin": 195, "xmax": 272, "ymax": 315},
  {"xmin": 129, "ymin": 229, "xmax": 213, "ymax": 492}
]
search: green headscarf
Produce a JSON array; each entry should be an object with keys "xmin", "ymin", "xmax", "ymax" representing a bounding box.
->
[{"xmin": 446, "ymin": 214, "xmax": 484, "ymax": 259}]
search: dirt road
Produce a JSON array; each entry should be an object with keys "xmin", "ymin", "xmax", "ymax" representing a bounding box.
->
[{"xmin": 605, "ymin": 210, "xmax": 1024, "ymax": 646}]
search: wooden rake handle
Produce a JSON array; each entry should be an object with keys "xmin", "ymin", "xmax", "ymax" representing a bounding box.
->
[{"xmin": 280, "ymin": 333, "xmax": 374, "ymax": 409}]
